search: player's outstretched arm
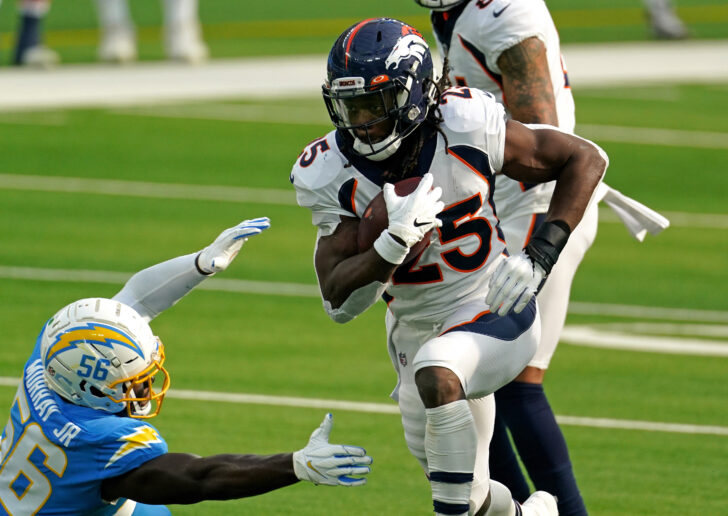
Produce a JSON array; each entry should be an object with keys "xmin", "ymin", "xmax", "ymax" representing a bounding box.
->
[
  {"xmin": 113, "ymin": 217, "xmax": 270, "ymax": 321},
  {"xmin": 486, "ymin": 122, "xmax": 607, "ymax": 315},
  {"xmin": 100, "ymin": 414, "xmax": 372, "ymax": 504}
]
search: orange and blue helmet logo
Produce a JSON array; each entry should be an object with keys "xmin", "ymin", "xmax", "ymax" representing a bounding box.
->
[{"xmin": 45, "ymin": 323, "xmax": 143, "ymax": 363}]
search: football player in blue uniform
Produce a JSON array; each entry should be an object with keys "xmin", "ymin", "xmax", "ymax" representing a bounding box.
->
[
  {"xmin": 0, "ymin": 217, "xmax": 372, "ymax": 515},
  {"xmin": 291, "ymin": 18, "xmax": 609, "ymax": 516}
]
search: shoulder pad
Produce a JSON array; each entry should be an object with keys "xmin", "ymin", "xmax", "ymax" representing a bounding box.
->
[
  {"xmin": 290, "ymin": 132, "xmax": 345, "ymax": 191},
  {"xmin": 440, "ymin": 87, "xmax": 501, "ymax": 133}
]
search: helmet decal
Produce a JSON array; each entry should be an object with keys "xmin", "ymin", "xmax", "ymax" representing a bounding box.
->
[
  {"xmin": 45, "ymin": 323, "xmax": 143, "ymax": 364},
  {"xmin": 344, "ymin": 18, "xmax": 377, "ymax": 68},
  {"xmin": 385, "ymin": 33, "xmax": 429, "ymax": 71}
]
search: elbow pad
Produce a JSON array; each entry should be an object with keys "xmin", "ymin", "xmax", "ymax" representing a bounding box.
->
[{"xmin": 323, "ymin": 281, "xmax": 388, "ymax": 324}]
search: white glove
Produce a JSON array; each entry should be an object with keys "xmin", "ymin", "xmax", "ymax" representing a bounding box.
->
[
  {"xmin": 196, "ymin": 217, "xmax": 270, "ymax": 275},
  {"xmin": 486, "ymin": 251, "xmax": 545, "ymax": 316},
  {"xmin": 383, "ymin": 173, "xmax": 443, "ymax": 248},
  {"xmin": 292, "ymin": 413, "xmax": 372, "ymax": 487}
]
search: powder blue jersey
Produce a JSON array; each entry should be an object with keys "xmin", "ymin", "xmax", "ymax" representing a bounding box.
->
[{"xmin": 0, "ymin": 331, "xmax": 169, "ymax": 515}]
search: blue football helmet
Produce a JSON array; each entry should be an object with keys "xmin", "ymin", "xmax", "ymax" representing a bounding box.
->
[
  {"xmin": 413, "ymin": 0, "xmax": 468, "ymax": 11},
  {"xmin": 323, "ymin": 18, "xmax": 437, "ymax": 161}
]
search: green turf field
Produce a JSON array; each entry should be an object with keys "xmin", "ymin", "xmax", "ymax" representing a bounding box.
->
[
  {"xmin": 0, "ymin": 74, "xmax": 726, "ymax": 514},
  {"xmin": 0, "ymin": 0, "xmax": 727, "ymax": 63}
]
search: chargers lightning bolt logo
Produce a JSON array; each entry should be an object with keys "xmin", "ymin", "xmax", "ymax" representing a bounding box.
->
[
  {"xmin": 105, "ymin": 426, "xmax": 162, "ymax": 468},
  {"xmin": 45, "ymin": 323, "xmax": 144, "ymax": 363}
]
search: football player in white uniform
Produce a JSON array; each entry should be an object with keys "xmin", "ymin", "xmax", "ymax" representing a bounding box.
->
[
  {"xmin": 415, "ymin": 2, "xmax": 669, "ymax": 513},
  {"xmin": 0, "ymin": 217, "xmax": 373, "ymax": 515},
  {"xmin": 291, "ymin": 18, "xmax": 608, "ymax": 516}
]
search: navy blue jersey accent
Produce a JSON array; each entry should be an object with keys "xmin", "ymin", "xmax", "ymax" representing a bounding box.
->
[
  {"xmin": 433, "ymin": 500, "xmax": 472, "ymax": 515},
  {"xmin": 429, "ymin": 471, "xmax": 474, "ymax": 484},
  {"xmin": 445, "ymin": 297, "xmax": 536, "ymax": 340},
  {"xmin": 336, "ymin": 128, "xmax": 439, "ymax": 187},
  {"xmin": 528, "ymin": 213, "xmax": 548, "ymax": 243},
  {"xmin": 430, "ymin": 3, "xmax": 469, "ymax": 54},
  {"xmin": 381, "ymin": 291, "xmax": 394, "ymax": 304},
  {"xmin": 457, "ymin": 35, "xmax": 503, "ymax": 89},
  {"xmin": 338, "ymin": 178, "xmax": 357, "ymax": 215}
]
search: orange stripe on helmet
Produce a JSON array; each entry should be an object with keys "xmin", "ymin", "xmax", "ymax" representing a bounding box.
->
[{"xmin": 345, "ymin": 18, "xmax": 377, "ymax": 68}]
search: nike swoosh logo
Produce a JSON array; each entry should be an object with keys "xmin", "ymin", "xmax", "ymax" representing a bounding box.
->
[
  {"xmin": 307, "ymin": 460, "xmax": 323, "ymax": 476},
  {"xmin": 414, "ymin": 219, "xmax": 430, "ymax": 227},
  {"xmin": 493, "ymin": 4, "xmax": 510, "ymax": 17}
]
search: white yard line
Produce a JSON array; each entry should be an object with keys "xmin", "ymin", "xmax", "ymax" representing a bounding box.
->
[
  {"xmin": 577, "ymin": 124, "xmax": 728, "ymax": 150},
  {"xmin": 2, "ymin": 173, "xmax": 726, "ymax": 230},
  {"xmin": 0, "ymin": 377, "xmax": 725, "ymax": 436},
  {"xmin": 0, "ymin": 41, "xmax": 726, "ymax": 111}
]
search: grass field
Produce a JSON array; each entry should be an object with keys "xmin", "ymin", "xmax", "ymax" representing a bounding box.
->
[
  {"xmin": 1, "ymin": 2, "xmax": 727, "ymax": 513},
  {"xmin": 1, "ymin": 76, "xmax": 726, "ymax": 514}
]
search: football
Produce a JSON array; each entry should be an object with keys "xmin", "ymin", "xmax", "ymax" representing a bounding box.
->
[{"xmin": 358, "ymin": 176, "xmax": 433, "ymax": 264}]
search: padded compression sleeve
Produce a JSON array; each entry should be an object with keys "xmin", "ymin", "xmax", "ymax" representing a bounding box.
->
[{"xmin": 113, "ymin": 253, "xmax": 206, "ymax": 322}]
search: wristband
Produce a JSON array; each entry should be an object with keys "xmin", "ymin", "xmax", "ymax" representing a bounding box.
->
[
  {"xmin": 194, "ymin": 253, "xmax": 214, "ymax": 276},
  {"xmin": 373, "ymin": 230, "xmax": 409, "ymax": 265},
  {"xmin": 525, "ymin": 220, "xmax": 571, "ymax": 275}
]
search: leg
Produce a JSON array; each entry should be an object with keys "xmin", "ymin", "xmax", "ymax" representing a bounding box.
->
[
  {"xmin": 498, "ymin": 205, "xmax": 598, "ymax": 516},
  {"xmin": 162, "ymin": 0, "xmax": 208, "ymax": 63},
  {"xmin": 13, "ymin": 0, "xmax": 58, "ymax": 66},
  {"xmin": 488, "ymin": 411, "xmax": 530, "ymax": 503},
  {"xmin": 416, "ymin": 365, "xmax": 475, "ymax": 516},
  {"xmin": 95, "ymin": 0, "xmax": 137, "ymax": 62}
]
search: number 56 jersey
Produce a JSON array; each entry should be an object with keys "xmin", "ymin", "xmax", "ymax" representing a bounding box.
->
[
  {"xmin": 291, "ymin": 87, "xmax": 510, "ymax": 324},
  {"xmin": 0, "ymin": 331, "xmax": 168, "ymax": 515}
]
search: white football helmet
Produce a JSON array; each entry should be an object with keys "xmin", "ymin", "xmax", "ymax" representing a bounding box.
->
[
  {"xmin": 40, "ymin": 298, "xmax": 170, "ymax": 419},
  {"xmin": 413, "ymin": 0, "xmax": 468, "ymax": 12}
]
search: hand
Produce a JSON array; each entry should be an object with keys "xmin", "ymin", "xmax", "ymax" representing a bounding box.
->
[
  {"xmin": 383, "ymin": 173, "xmax": 443, "ymax": 248},
  {"xmin": 292, "ymin": 413, "xmax": 372, "ymax": 486},
  {"xmin": 486, "ymin": 251, "xmax": 545, "ymax": 316},
  {"xmin": 196, "ymin": 217, "xmax": 270, "ymax": 274}
]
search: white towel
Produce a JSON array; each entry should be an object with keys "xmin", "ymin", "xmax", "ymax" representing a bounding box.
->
[{"xmin": 595, "ymin": 183, "xmax": 670, "ymax": 241}]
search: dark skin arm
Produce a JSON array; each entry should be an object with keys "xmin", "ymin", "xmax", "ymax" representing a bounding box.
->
[
  {"xmin": 497, "ymin": 36, "xmax": 558, "ymax": 125},
  {"xmin": 314, "ymin": 216, "xmax": 398, "ymax": 309},
  {"xmin": 502, "ymin": 119, "xmax": 606, "ymax": 231},
  {"xmin": 101, "ymin": 452, "xmax": 298, "ymax": 505}
]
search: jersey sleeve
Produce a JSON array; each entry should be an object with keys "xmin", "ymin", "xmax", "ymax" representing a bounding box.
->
[
  {"xmin": 92, "ymin": 419, "xmax": 168, "ymax": 480},
  {"xmin": 290, "ymin": 132, "xmax": 353, "ymax": 236},
  {"xmin": 440, "ymin": 88, "xmax": 507, "ymax": 172},
  {"xmin": 475, "ymin": 0, "xmax": 550, "ymax": 75}
]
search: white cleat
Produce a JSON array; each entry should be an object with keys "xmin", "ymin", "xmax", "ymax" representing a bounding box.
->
[
  {"xmin": 165, "ymin": 21, "xmax": 208, "ymax": 64},
  {"xmin": 19, "ymin": 46, "xmax": 60, "ymax": 68},
  {"xmin": 98, "ymin": 25, "xmax": 137, "ymax": 63},
  {"xmin": 646, "ymin": 0, "xmax": 689, "ymax": 39},
  {"xmin": 521, "ymin": 491, "xmax": 559, "ymax": 516}
]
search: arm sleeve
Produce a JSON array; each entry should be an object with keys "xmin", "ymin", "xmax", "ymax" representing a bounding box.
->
[{"xmin": 112, "ymin": 253, "xmax": 206, "ymax": 322}]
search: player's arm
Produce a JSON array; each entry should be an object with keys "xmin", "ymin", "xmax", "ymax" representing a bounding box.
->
[
  {"xmin": 100, "ymin": 414, "xmax": 372, "ymax": 504},
  {"xmin": 497, "ymin": 36, "xmax": 558, "ymax": 125},
  {"xmin": 486, "ymin": 121, "xmax": 607, "ymax": 315},
  {"xmin": 315, "ymin": 174, "xmax": 443, "ymax": 312},
  {"xmin": 315, "ymin": 216, "xmax": 397, "ymax": 310},
  {"xmin": 501, "ymin": 120, "xmax": 606, "ymax": 231},
  {"xmin": 112, "ymin": 218, "xmax": 270, "ymax": 322}
]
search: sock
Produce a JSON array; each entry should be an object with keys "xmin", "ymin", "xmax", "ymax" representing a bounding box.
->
[
  {"xmin": 162, "ymin": 0, "xmax": 198, "ymax": 27},
  {"xmin": 489, "ymin": 410, "xmax": 531, "ymax": 503},
  {"xmin": 496, "ymin": 382, "xmax": 587, "ymax": 516},
  {"xmin": 14, "ymin": 10, "xmax": 44, "ymax": 64},
  {"xmin": 425, "ymin": 400, "xmax": 476, "ymax": 516},
  {"xmin": 95, "ymin": 0, "xmax": 133, "ymax": 29}
]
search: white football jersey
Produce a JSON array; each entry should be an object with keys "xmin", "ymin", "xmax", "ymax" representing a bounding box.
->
[
  {"xmin": 430, "ymin": 0, "xmax": 575, "ymax": 220},
  {"xmin": 292, "ymin": 88, "xmax": 510, "ymax": 323}
]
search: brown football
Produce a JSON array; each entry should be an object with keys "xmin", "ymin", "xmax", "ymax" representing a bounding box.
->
[{"xmin": 358, "ymin": 176, "xmax": 433, "ymax": 264}]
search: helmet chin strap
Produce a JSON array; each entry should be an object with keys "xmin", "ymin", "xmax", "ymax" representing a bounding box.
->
[{"xmin": 352, "ymin": 131, "xmax": 402, "ymax": 161}]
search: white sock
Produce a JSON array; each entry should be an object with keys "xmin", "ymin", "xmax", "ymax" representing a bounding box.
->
[
  {"xmin": 162, "ymin": 0, "xmax": 198, "ymax": 27},
  {"xmin": 425, "ymin": 399, "xmax": 476, "ymax": 516},
  {"xmin": 96, "ymin": 0, "xmax": 133, "ymax": 29}
]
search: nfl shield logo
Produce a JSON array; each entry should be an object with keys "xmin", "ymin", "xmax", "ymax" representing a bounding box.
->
[{"xmin": 399, "ymin": 352, "xmax": 408, "ymax": 367}]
